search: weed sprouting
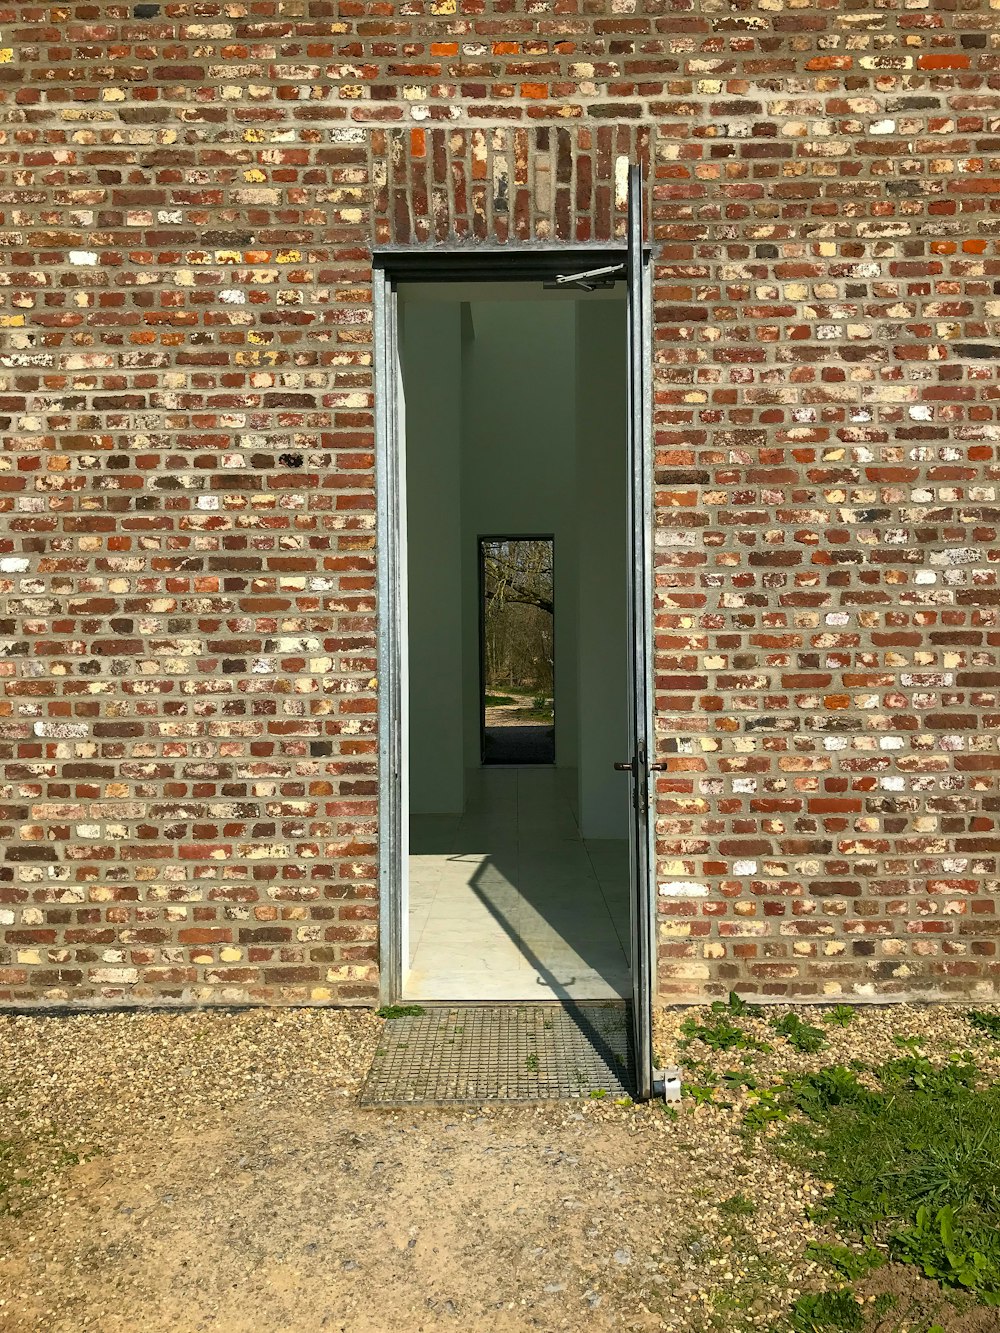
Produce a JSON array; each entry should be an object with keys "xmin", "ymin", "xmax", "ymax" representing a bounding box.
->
[
  {"xmin": 892, "ymin": 1202, "xmax": 1000, "ymax": 1301},
  {"xmin": 375, "ymin": 1004, "xmax": 425, "ymax": 1019},
  {"xmin": 785, "ymin": 1067, "xmax": 874, "ymax": 1121},
  {"xmin": 742, "ymin": 1089, "xmax": 790, "ymax": 1135},
  {"xmin": 877, "ymin": 1053, "xmax": 978, "ymax": 1096},
  {"xmin": 720, "ymin": 1065, "xmax": 760, "ymax": 1093},
  {"xmin": 683, "ymin": 1082, "xmax": 722, "ymax": 1107},
  {"xmin": 710, "ymin": 990, "xmax": 764, "ymax": 1019},
  {"xmin": 771, "ymin": 1013, "xmax": 827, "ymax": 1054},
  {"xmin": 680, "ymin": 1013, "xmax": 769, "ymax": 1054},
  {"xmin": 823, "ymin": 1006, "xmax": 855, "ymax": 1029},
  {"xmin": 968, "ymin": 1010, "xmax": 1000, "ymax": 1041},
  {"xmin": 893, "ymin": 1033, "xmax": 925, "ymax": 1056}
]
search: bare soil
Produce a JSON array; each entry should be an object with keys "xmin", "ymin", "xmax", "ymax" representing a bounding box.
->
[
  {"xmin": 484, "ymin": 703, "xmax": 552, "ymax": 728},
  {"xmin": 857, "ymin": 1264, "xmax": 1000, "ymax": 1333},
  {"xmin": 0, "ymin": 1009, "xmax": 812, "ymax": 1333}
]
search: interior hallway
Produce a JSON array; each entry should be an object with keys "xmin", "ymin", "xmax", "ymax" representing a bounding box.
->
[{"xmin": 405, "ymin": 767, "xmax": 630, "ymax": 1002}]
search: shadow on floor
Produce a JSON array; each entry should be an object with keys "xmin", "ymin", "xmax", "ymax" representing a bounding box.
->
[{"xmin": 406, "ymin": 767, "xmax": 631, "ymax": 1003}]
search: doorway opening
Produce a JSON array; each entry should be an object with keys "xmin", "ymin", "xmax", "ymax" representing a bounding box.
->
[
  {"xmin": 480, "ymin": 535, "xmax": 556, "ymax": 766},
  {"xmin": 396, "ymin": 278, "xmax": 631, "ymax": 1004}
]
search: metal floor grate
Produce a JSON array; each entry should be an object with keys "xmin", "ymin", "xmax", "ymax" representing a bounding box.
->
[{"xmin": 359, "ymin": 1002, "xmax": 635, "ymax": 1107}]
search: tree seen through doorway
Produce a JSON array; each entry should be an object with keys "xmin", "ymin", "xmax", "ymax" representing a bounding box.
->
[{"xmin": 481, "ymin": 537, "xmax": 555, "ymax": 765}]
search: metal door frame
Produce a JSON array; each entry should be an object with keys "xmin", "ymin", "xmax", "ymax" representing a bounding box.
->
[
  {"xmin": 373, "ymin": 239, "xmax": 656, "ymax": 1095},
  {"xmin": 625, "ymin": 166, "xmax": 657, "ymax": 1100}
]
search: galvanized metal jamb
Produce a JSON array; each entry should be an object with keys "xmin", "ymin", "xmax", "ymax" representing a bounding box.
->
[
  {"xmin": 374, "ymin": 270, "xmax": 404, "ymax": 1005},
  {"xmin": 637, "ymin": 206, "xmax": 658, "ymax": 1100}
]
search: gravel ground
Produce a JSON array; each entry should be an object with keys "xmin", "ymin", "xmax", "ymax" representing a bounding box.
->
[{"xmin": 0, "ymin": 1003, "xmax": 997, "ymax": 1333}]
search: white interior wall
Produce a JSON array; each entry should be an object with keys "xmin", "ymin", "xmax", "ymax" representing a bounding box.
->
[
  {"xmin": 402, "ymin": 303, "xmax": 465, "ymax": 814},
  {"xmin": 404, "ymin": 290, "xmax": 627, "ymax": 838},
  {"xmin": 576, "ymin": 301, "xmax": 629, "ymax": 837},
  {"xmin": 460, "ymin": 301, "xmax": 579, "ymax": 772}
]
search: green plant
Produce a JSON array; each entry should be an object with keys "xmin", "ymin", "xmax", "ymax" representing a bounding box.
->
[
  {"xmin": 375, "ymin": 1004, "xmax": 425, "ymax": 1019},
  {"xmin": 589, "ymin": 1088, "xmax": 608, "ymax": 1100},
  {"xmin": 824, "ymin": 1006, "xmax": 855, "ymax": 1028},
  {"xmin": 772, "ymin": 1012, "xmax": 827, "ymax": 1054},
  {"xmin": 877, "ymin": 1053, "xmax": 977, "ymax": 1097},
  {"xmin": 893, "ymin": 1034, "xmax": 925, "ymax": 1055},
  {"xmin": 720, "ymin": 1066, "xmax": 760, "ymax": 1092},
  {"xmin": 680, "ymin": 1013, "xmax": 769, "ymax": 1054},
  {"xmin": 484, "ymin": 693, "xmax": 515, "ymax": 706},
  {"xmin": 968, "ymin": 1010, "xmax": 1000, "ymax": 1040},
  {"xmin": 743, "ymin": 1089, "xmax": 791, "ymax": 1135},
  {"xmin": 892, "ymin": 1203, "xmax": 1000, "ymax": 1302},
  {"xmin": 786, "ymin": 1066, "xmax": 874, "ymax": 1122},
  {"xmin": 789, "ymin": 1289, "xmax": 863, "ymax": 1332},
  {"xmin": 525, "ymin": 1053, "xmax": 539, "ymax": 1072},
  {"xmin": 0, "ymin": 1138, "xmax": 16, "ymax": 1204},
  {"xmin": 805, "ymin": 1242, "xmax": 885, "ymax": 1280},
  {"xmin": 871, "ymin": 1293, "xmax": 894, "ymax": 1318},
  {"xmin": 718, "ymin": 1193, "xmax": 756, "ymax": 1218},
  {"xmin": 684, "ymin": 1082, "xmax": 723, "ymax": 1107},
  {"xmin": 710, "ymin": 990, "xmax": 764, "ymax": 1019}
]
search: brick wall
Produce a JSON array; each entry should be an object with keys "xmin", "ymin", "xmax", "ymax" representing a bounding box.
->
[{"xmin": 0, "ymin": 1, "xmax": 997, "ymax": 1007}]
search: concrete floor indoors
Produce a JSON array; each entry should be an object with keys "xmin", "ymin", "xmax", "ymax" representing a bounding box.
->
[{"xmin": 404, "ymin": 767, "xmax": 630, "ymax": 1002}]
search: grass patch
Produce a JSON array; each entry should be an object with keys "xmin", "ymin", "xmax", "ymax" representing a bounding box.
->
[
  {"xmin": 968, "ymin": 1010, "xmax": 1000, "ymax": 1041},
  {"xmin": 719, "ymin": 1192, "xmax": 756, "ymax": 1218},
  {"xmin": 0, "ymin": 1132, "xmax": 88, "ymax": 1220},
  {"xmin": 774, "ymin": 1056, "xmax": 1000, "ymax": 1305},
  {"xmin": 0, "ymin": 1136, "xmax": 20, "ymax": 1212},
  {"xmin": 484, "ymin": 693, "xmax": 515, "ymax": 706},
  {"xmin": 789, "ymin": 1288, "xmax": 864, "ymax": 1332},
  {"xmin": 805, "ymin": 1242, "xmax": 885, "ymax": 1281},
  {"xmin": 375, "ymin": 1004, "xmax": 425, "ymax": 1019}
]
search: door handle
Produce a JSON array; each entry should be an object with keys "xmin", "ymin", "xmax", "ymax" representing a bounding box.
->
[{"xmin": 613, "ymin": 760, "xmax": 634, "ymax": 772}]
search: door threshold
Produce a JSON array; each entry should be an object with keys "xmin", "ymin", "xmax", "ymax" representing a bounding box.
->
[{"xmin": 480, "ymin": 762, "xmax": 558, "ymax": 770}]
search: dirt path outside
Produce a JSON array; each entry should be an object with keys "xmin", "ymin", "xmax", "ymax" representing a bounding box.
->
[
  {"xmin": 0, "ymin": 1009, "xmax": 815, "ymax": 1333},
  {"xmin": 1, "ymin": 1005, "xmax": 997, "ymax": 1332}
]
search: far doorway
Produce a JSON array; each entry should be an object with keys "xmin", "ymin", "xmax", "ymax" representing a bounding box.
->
[
  {"xmin": 480, "ymin": 535, "xmax": 556, "ymax": 766},
  {"xmin": 399, "ymin": 279, "xmax": 631, "ymax": 1004}
]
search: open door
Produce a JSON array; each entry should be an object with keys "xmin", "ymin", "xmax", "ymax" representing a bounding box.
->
[
  {"xmin": 375, "ymin": 275, "xmax": 408, "ymax": 1004},
  {"xmin": 624, "ymin": 163, "xmax": 657, "ymax": 1099}
]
